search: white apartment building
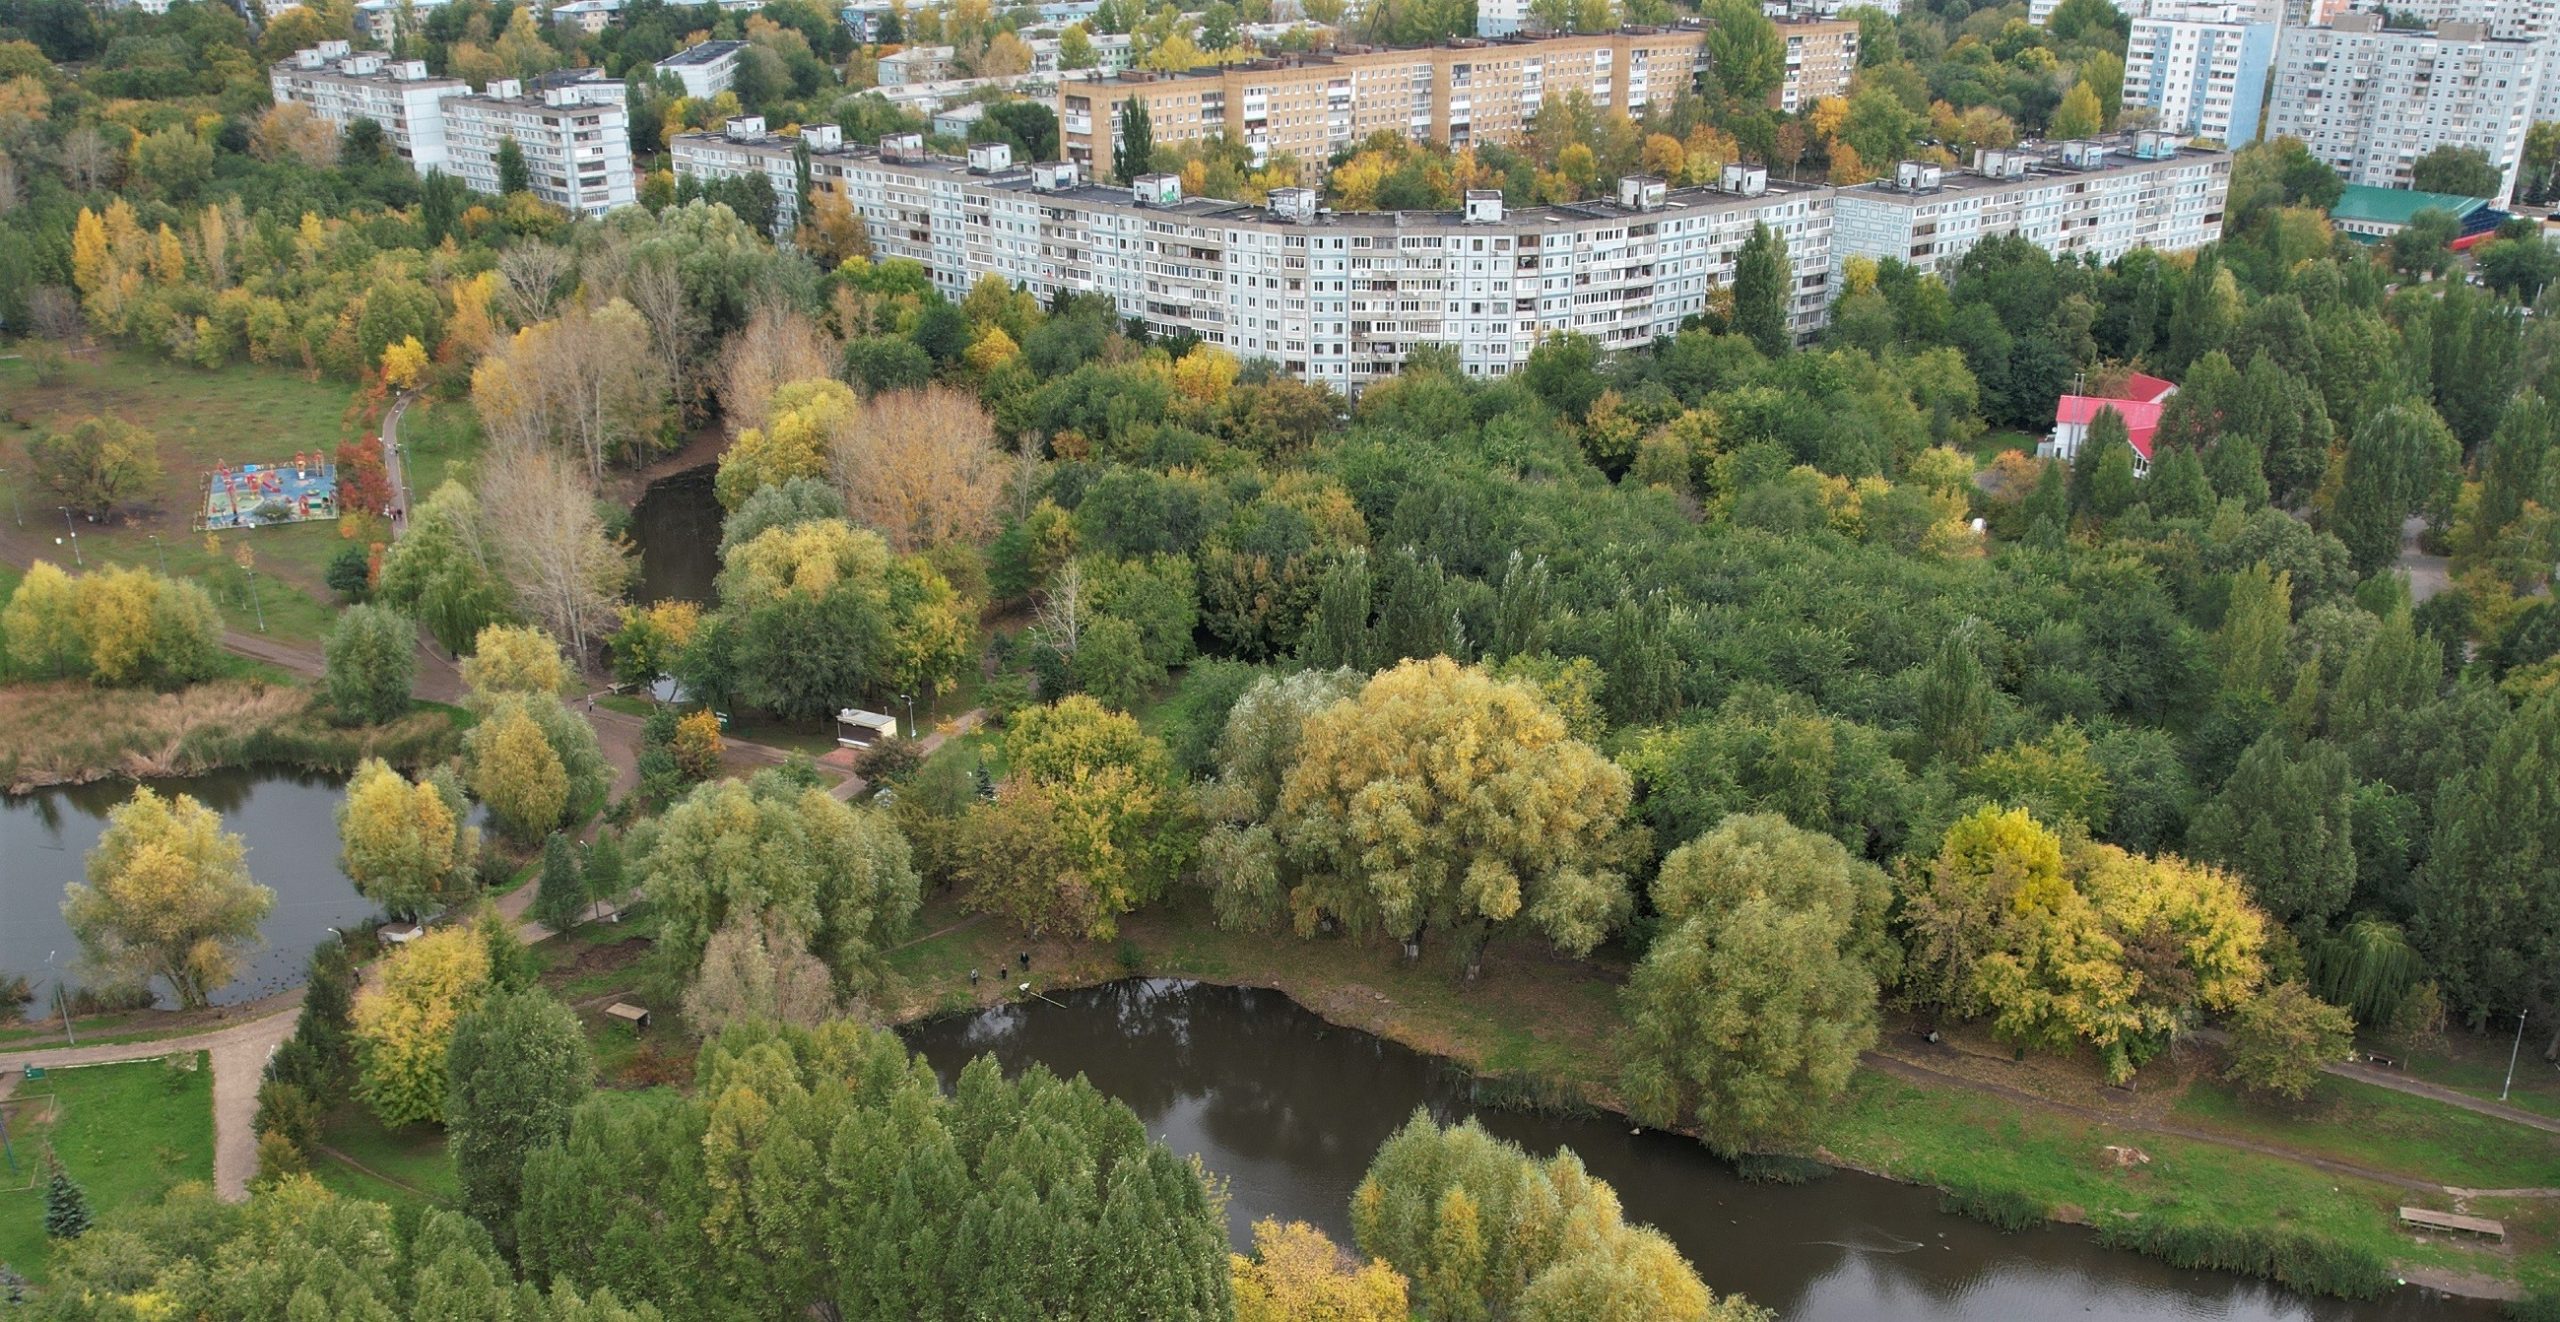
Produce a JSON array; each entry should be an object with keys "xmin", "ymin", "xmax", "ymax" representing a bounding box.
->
[
  {"xmin": 1829, "ymin": 134, "xmax": 2231, "ymax": 283},
  {"xmin": 668, "ymin": 115, "xmax": 816, "ymax": 228},
  {"xmin": 272, "ymin": 47, "xmax": 634, "ymax": 215},
  {"xmin": 269, "ymin": 42, "xmax": 469, "ymax": 171},
  {"xmin": 443, "ymin": 80, "xmax": 638, "ymax": 217},
  {"xmin": 674, "ymin": 123, "xmax": 1837, "ymax": 385},
  {"xmin": 660, "ymin": 40, "xmax": 748, "ymax": 98},
  {"xmin": 2122, "ymin": 3, "xmax": 2278, "ymax": 143},
  {"xmin": 2264, "ymin": 13, "xmax": 2541, "ymax": 204},
  {"xmin": 2347, "ymin": 0, "xmax": 2560, "ymax": 38},
  {"xmin": 880, "ymin": 45, "xmax": 961, "ymax": 85}
]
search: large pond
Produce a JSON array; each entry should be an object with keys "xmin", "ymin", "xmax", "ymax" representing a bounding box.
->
[
  {"xmin": 629, "ymin": 463, "xmax": 721, "ymax": 606},
  {"xmin": 1, "ymin": 768, "xmax": 376, "ymax": 1009},
  {"xmin": 907, "ymin": 979, "xmax": 2492, "ymax": 1322}
]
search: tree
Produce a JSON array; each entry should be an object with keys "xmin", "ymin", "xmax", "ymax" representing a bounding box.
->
[
  {"xmin": 2388, "ymin": 207, "xmax": 2460, "ymax": 279},
  {"xmin": 28, "ymin": 414, "xmax": 162, "ymax": 515},
  {"xmin": 463, "ymin": 624, "xmax": 570, "ymax": 707},
  {"xmin": 3, "ymin": 560, "xmax": 83, "ymax": 678},
  {"xmin": 1898, "ymin": 805, "xmax": 2065, "ymax": 1017},
  {"xmin": 497, "ymin": 135, "xmax": 531, "ymax": 195},
  {"xmin": 959, "ymin": 695, "xmax": 1191, "ymax": 939},
  {"xmin": 2410, "ymin": 144, "xmax": 2500, "ymax": 198},
  {"xmin": 829, "ymin": 386, "xmax": 1008, "ymax": 552},
  {"xmin": 63, "ymin": 788, "xmax": 273, "ymax": 1009},
  {"xmin": 1352, "ymin": 1114, "xmax": 1766, "ymax": 1322},
  {"xmin": 1263, "ymin": 659, "xmax": 1637, "ymax": 970},
  {"xmin": 1732, "ymin": 222, "xmax": 1790, "ymax": 357},
  {"xmin": 1233, "ymin": 1220, "xmax": 1410, "ymax": 1322},
  {"xmin": 2215, "ymin": 561, "xmax": 2294, "ymax": 703},
  {"xmin": 2224, "ymin": 981, "xmax": 2354, "ymax": 1101},
  {"xmin": 534, "ymin": 831, "xmax": 585, "ymax": 934},
  {"xmin": 2331, "ymin": 401, "xmax": 2458, "ymax": 576},
  {"xmin": 2049, "ymin": 81, "xmax": 2102, "ymax": 140},
  {"xmin": 378, "ymin": 481, "xmax": 509, "ymax": 655},
  {"xmin": 1700, "ymin": 0, "xmax": 1783, "ymax": 115},
  {"xmin": 465, "ymin": 698, "xmax": 572, "ymax": 842},
  {"xmin": 1116, "ymin": 95, "xmax": 1154, "ymax": 184},
  {"xmin": 680, "ymin": 908, "xmax": 846, "ymax": 1034},
  {"xmin": 2413, "ymin": 689, "xmax": 2560, "ymax": 1031},
  {"xmin": 1912, "ymin": 623, "xmax": 1995, "ymax": 767},
  {"xmin": 636, "ymin": 772, "xmax": 919, "ymax": 981},
  {"xmin": 445, "ymin": 987, "xmax": 590, "ymax": 1253},
  {"xmin": 479, "ymin": 448, "xmax": 631, "ymax": 660},
  {"xmin": 381, "ymin": 336, "xmax": 429, "ymax": 391},
  {"xmin": 353, "ymin": 925, "xmax": 492, "ymax": 1127},
  {"xmin": 43, "ymin": 1162, "xmax": 90, "ymax": 1239},
  {"xmin": 520, "ymin": 1022, "xmax": 1231, "ymax": 1319},
  {"xmin": 1622, "ymin": 815, "xmax": 1893, "ymax": 1154},
  {"xmin": 338, "ymin": 758, "xmax": 474, "ymax": 920},
  {"xmin": 2188, "ymin": 734, "xmax": 2358, "ymax": 926},
  {"xmin": 323, "ymin": 605, "xmax": 418, "ymax": 725}
]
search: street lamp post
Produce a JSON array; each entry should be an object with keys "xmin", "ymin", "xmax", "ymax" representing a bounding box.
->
[
  {"xmin": 149, "ymin": 533, "xmax": 167, "ymax": 576},
  {"xmin": 246, "ymin": 566, "xmax": 266, "ymax": 633},
  {"xmin": 56, "ymin": 507, "xmax": 80, "ymax": 567},
  {"xmin": 2504, "ymin": 1007, "xmax": 2531, "ymax": 1102},
  {"xmin": 900, "ymin": 692, "xmax": 915, "ymax": 738},
  {"xmin": 45, "ymin": 951, "xmax": 74, "ymax": 1048}
]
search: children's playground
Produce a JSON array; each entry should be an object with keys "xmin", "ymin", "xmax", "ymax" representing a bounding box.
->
[{"xmin": 200, "ymin": 456, "xmax": 338, "ymax": 530}]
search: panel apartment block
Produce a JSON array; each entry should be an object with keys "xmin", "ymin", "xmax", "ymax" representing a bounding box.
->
[
  {"xmin": 2264, "ymin": 13, "xmax": 2541, "ymax": 203},
  {"xmin": 2122, "ymin": 3, "xmax": 2278, "ymax": 144},
  {"xmin": 1829, "ymin": 134, "xmax": 2230, "ymax": 283},
  {"xmin": 1057, "ymin": 29, "xmax": 1707, "ymax": 184},
  {"xmin": 269, "ymin": 42, "xmax": 467, "ymax": 171},
  {"xmin": 675, "ymin": 125, "xmax": 1830, "ymax": 388}
]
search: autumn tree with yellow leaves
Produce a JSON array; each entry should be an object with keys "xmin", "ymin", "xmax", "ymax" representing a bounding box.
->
[
  {"xmin": 64, "ymin": 787, "xmax": 275, "ymax": 1009},
  {"xmin": 337, "ymin": 757, "xmax": 478, "ymax": 919},
  {"xmin": 352, "ymin": 925, "xmax": 493, "ymax": 1126}
]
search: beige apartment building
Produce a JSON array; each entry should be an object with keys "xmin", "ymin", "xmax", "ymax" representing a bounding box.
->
[{"xmin": 1059, "ymin": 28, "xmax": 1708, "ymax": 183}]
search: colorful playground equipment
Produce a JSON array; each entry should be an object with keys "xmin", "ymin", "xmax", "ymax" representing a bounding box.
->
[{"xmin": 202, "ymin": 453, "xmax": 340, "ymax": 530}]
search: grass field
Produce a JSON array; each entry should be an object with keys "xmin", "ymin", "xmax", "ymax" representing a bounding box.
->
[
  {"xmin": 310, "ymin": 1102, "xmax": 460, "ymax": 1224},
  {"xmin": 394, "ymin": 399, "xmax": 484, "ymax": 500},
  {"xmin": 2174, "ymin": 1074, "xmax": 2560, "ymax": 1189},
  {"xmin": 0, "ymin": 1054, "xmax": 214, "ymax": 1283},
  {"xmin": 0, "ymin": 350, "xmax": 389, "ymax": 642}
]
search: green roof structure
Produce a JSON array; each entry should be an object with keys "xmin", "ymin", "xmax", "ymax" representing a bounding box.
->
[{"xmin": 2328, "ymin": 184, "xmax": 2490, "ymax": 240}]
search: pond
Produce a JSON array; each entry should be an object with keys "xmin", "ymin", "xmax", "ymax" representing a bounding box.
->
[
  {"xmin": 629, "ymin": 463, "xmax": 721, "ymax": 606},
  {"xmin": 1, "ymin": 768, "xmax": 377, "ymax": 1009},
  {"xmin": 906, "ymin": 979, "xmax": 2492, "ymax": 1322}
]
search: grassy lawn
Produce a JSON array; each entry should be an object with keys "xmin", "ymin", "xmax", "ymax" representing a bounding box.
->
[
  {"xmin": 1820, "ymin": 1070, "xmax": 2499, "ymax": 1289},
  {"xmin": 311, "ymin": 1102, "xmax": 458, "ymax": 1223},
  {"xmin": 2173, "ymin": 1075, "xmax": 2560, "ymax": 1189},
  {"xmin": 0, "ymin": 349, "xmax": 375, "ymax": 642},
  {"xmin": 1969, "ymin": 429, "xmax": 2040, "ymax": 466},
  {"xmin": 393, "ymin": 398, "xmax": 484, "ymax": 500},
  {"xmin": 2394, "ymin": 1037, "xmax": 2560, "ymax": 1122},
  {"xmin": 0, "ymin": 1054, "xmax": 214, "ymax": 1283}
]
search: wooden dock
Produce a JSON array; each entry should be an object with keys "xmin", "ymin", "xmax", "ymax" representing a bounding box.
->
[{"xmin": 2399, "ymin": 1206, "xmax": 2505, "ymax": 1241}]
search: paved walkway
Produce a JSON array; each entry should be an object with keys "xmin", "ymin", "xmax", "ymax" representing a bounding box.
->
[
  {"xmin": 2327, "ymin": 1059, "xmax": 2560, "ymax": 1136},
  {"xmin": 826, "ymin": 709, "xmax": 985, "ymax": 801}
]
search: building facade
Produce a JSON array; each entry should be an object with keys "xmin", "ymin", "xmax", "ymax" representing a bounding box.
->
[
  {"xmin": 660, "ymin": 40, "xmax": 748, "ymax": 98},
  {"xmin": 1777, "ymin": 20, "xmax": 1859, "ymax": 113},
  {"xmin": 2121, "ymin": 3, "xmax": 2278, "ymax": 143},
  {"xmin": 1058, "ymin": 29, "xmax": 1707, "ymax": 183},
  {"xmin": 1829, "ymin": 134, "xmax": 2231, "ymax": 282},
  {"xmin": 2264, "ymin": 13, "xmax": 2542, "ymax": 203},
  {"xmin": 676, "ymin": 123, "xmax": 1835, "ymax": 385},
  {"xmin": 443, "ymin": 80, "xmax": 637, "ymax": 216},
  {"xmin": 269, "ymin": 43, "xmax": 469, "ymax": 171},
  {"xmin": 272, "ymin": 46, "xmax": 634, "ymax": 215}
]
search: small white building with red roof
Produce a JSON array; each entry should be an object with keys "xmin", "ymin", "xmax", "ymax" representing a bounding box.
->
[{"xmin": 2043, "ymin": 372, "xmax": 2177, "ymax": 475}]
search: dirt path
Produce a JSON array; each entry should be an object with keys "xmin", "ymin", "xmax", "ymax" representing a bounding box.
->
[
  {"xmin": 2399, "ymin": 514, "xmax": 2453, "ymax": 604},
  {"xmin": 2328, "ymin": 1059, "xmax": 2560, "ymax": 1135}
]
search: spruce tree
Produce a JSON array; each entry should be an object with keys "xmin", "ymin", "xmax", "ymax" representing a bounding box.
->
[
  {"xmin": 43, "ymin": 1161, "xmax": 91, "ymax": 1239},
  {"xmin": 1733, "ymin": 221, "xmax": 1791, "ymax": 357},
  {"xmin": 582, "ymin": 830, "xmax": 625, "ymax": 914},
  {"xmin": 2146, "ymin": 446, "xmax": 2216, "ymax": 520},
  {"xmin": 534, "ymin": 832, "xmax": 584, "ymax": 934},
  {"xmin": 1914, "ymin": 624, "xmax": 1995, "ymax": 767},
  {"xmin": 2413, "ymin": 689, "xmax": 2560, "ymax": 1026}
]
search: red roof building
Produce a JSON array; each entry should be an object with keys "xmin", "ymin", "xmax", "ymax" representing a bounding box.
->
[{"xmin": 2045, "ymin": 373, "xmax": 2178, "ymax": 473}]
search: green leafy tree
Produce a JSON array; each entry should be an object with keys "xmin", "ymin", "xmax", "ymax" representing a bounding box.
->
[
  {"xmin": 1700, "ymin": 0, "xmax": 1783, "ymax": 115},
  {"xmin": 28, "ymin": 415, "xmax": 163, "ymax": 515},
  {"xmin": 446, "ymin": 987, "xmax": 591, "ymax": 1254},
  {"xmin": 534, "ymin": 831, "xmax": 585, "ymax": 933},
  {"xmin": 2188, "ymin": 733, "xmax": 2358, "ymax": 926},
  {"xmin": 323, "ymin": 604, "xmax": 418, "ymax": 725},
  {"xmin": 1621, "ymin": 815, "xmax": 1894, "ymax": 1154},
  {"xmin": 1352, "ymin": 1113, "xmax": 1767, "ymax": 1322},
  {"xmin": 1912, "ymin": 623, "xmax": 1995, "ymax": 768},
  {"xmin": 1732, "ymin": 222, "xmax": 1790, "ymax": 357},
  {"xmin": 377, "ymin": 481, "xmax": 509, "ymax": 655},
  {"xmin": 2330, "ymin": 401, "xmax": 2458, "ymax": 576},
  {"xmin": 2410, "ymin": 144, "xmax": 2500, "ymax": 198},
  {"xmin": 497, "ymin": 135, "xmax": 531, "ymax": 195},
  {"xmin": 2048, "ymin": 81, "xmax": 2102, "ymax": 140},
  {"xmin": 2224, "ymin": 981, "xmax": 2354, "ymax": 1101},
  {"xmin": 2413, "ymin": 689, "xmax": 2560, "ymax": 1028},
  {"xmin": 635, "ymin": 770, "xmax": 919, "ymax": 981},
  {"xmin": 1116, "ymin": 95, "xmax": 1154, "ymax": 184},
  {"xmin": 337, "ymin": 757, "xmax": 476, "ymax": 920},
  {"xmin": 1261, "ymin": 659, "xmax": 1637, "ymax": 970},
  {"xmin": 959, "ymin": 694, "xmax": 1192, "ymax": 939},
  {"xmin": 2215, "ymin": 562, "xmax": 2294, "ymax": 703},
  {"xmin": 64, "ymin": 788, "xmax": 275, "ymax": 1009}
]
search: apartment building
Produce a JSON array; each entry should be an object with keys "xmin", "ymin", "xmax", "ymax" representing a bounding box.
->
[
  {"xmin": 661, "ymin": 40, "xmax": 749, "ymax": 98},
  {"xmin": 269, "ymin": 42, "xmax": 469, "ymax": 171},
  {"xmin": 272, "ymin": 47, "xmax": 635, "ymax": 215},
  {"xmin": 1058, "ymin": 29, "xmax": 1707, "ymax": 183},
  {"xmin": 1777, "ymin": 20, "xmax": 1858, "ymax": 113},
  {"xmin": 443, "ymin": 80, "xmax": 637, "ymax": 217},
  {"xmin": 675, "ymin": 121, "xmax": 1833, "ymax": 384},
  {"xmin": 2121, "ymin": 2, "xmax": 2278, "ymax": 143},
  {"xmin": 670, "ymin": 115, "xmax": 818, "ymax": 228},
  {"xmin": 2263, "ymin": 13, "xmax": 2541, "ymax": 203},
  {"xmin": 1829, "ymin": 133, "xmax": 2231, "ymax": 282}
]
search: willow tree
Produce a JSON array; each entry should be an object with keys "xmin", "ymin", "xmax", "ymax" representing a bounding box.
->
[
  {"xmin": 64, "ymin": 788, "xmax": 274, "ymax": 1009},
  {"xmin": 1266, "ymin": 659, "xmax": 1638, "ymax": 971}
]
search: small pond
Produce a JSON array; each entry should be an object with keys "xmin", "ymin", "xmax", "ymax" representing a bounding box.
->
[
  {"xmin": 906, "ymin": 979, "xmax": 2494, "ymax": 1322},
  {"xmin": 628, "ymin": 463, "xmax": 721, "ymax": 606},
  {"xmin": 1, "ymin": 768, "xmax": 377, "ymax": 1009}
]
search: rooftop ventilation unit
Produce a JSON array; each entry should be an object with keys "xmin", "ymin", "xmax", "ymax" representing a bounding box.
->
[
  {"xmin": 1720, "ymin": 162, "xmax": 1768, "ymax": 196},
  {"xmin": 880, "ymin": 131, "xmax": 925, "ymax": 161},
  {"xmin": 1268, "ymin": 186, "xmax": 1319, "ymax": 222},
  {"xmin": 1618, "ymin": 174, "xmax": 1667, "ymax": 211},
  {"xmin": 1895, "ymin": 161, "xmax": 1943, "ymax": 192},
  {"xmin": 1463, "ymin": 189, "xmax": 1504, "ymax": 223},
  {"xmin": 1132, "ymin": 172, "xmax": 1183, "ymax": 206},
  {"xmin": 725, "ymin": 115, "xmax": 768, "ymax": 141},
  {"xmin": 802, "ymin": 124, "xmax": 843, "ymax": 151},
  {"xmin": 1032, "ymin": 160, "xmax": 1080, "ymax": 191},
  {"xmin": 967, "ymin": 141, "xmax": 1013, "ymax": 173}
]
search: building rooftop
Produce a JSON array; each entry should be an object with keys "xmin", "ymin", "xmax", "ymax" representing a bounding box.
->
[
  {"xmin": 1838, "ymin": 134, "xmax": 2226, "ymax": 203},
  {"xmin": 662, "ymin": 39, "xmax": 748, "ymax": 66},
  {"xmin": 1062, "ymin": 24, "xmax": 1706, "ymax": 85},
  {"xmin": 2330, "ymin": 183, "xmax": 2490, "ymax": 227}
]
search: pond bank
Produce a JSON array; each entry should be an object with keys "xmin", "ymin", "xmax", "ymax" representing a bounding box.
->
[
  {"xmin": 0, "ymin": 678, "xmax": 463, "ymax": 793},
  {"xmin": 877, "ymin": 896, "xmax": 2525, "ymax": 1307}
]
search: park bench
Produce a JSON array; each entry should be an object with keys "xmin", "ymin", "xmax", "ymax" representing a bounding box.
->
[{"xmin": 2399, "ymin": 1207, "xmax": 2504, "ymax": 1241}]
